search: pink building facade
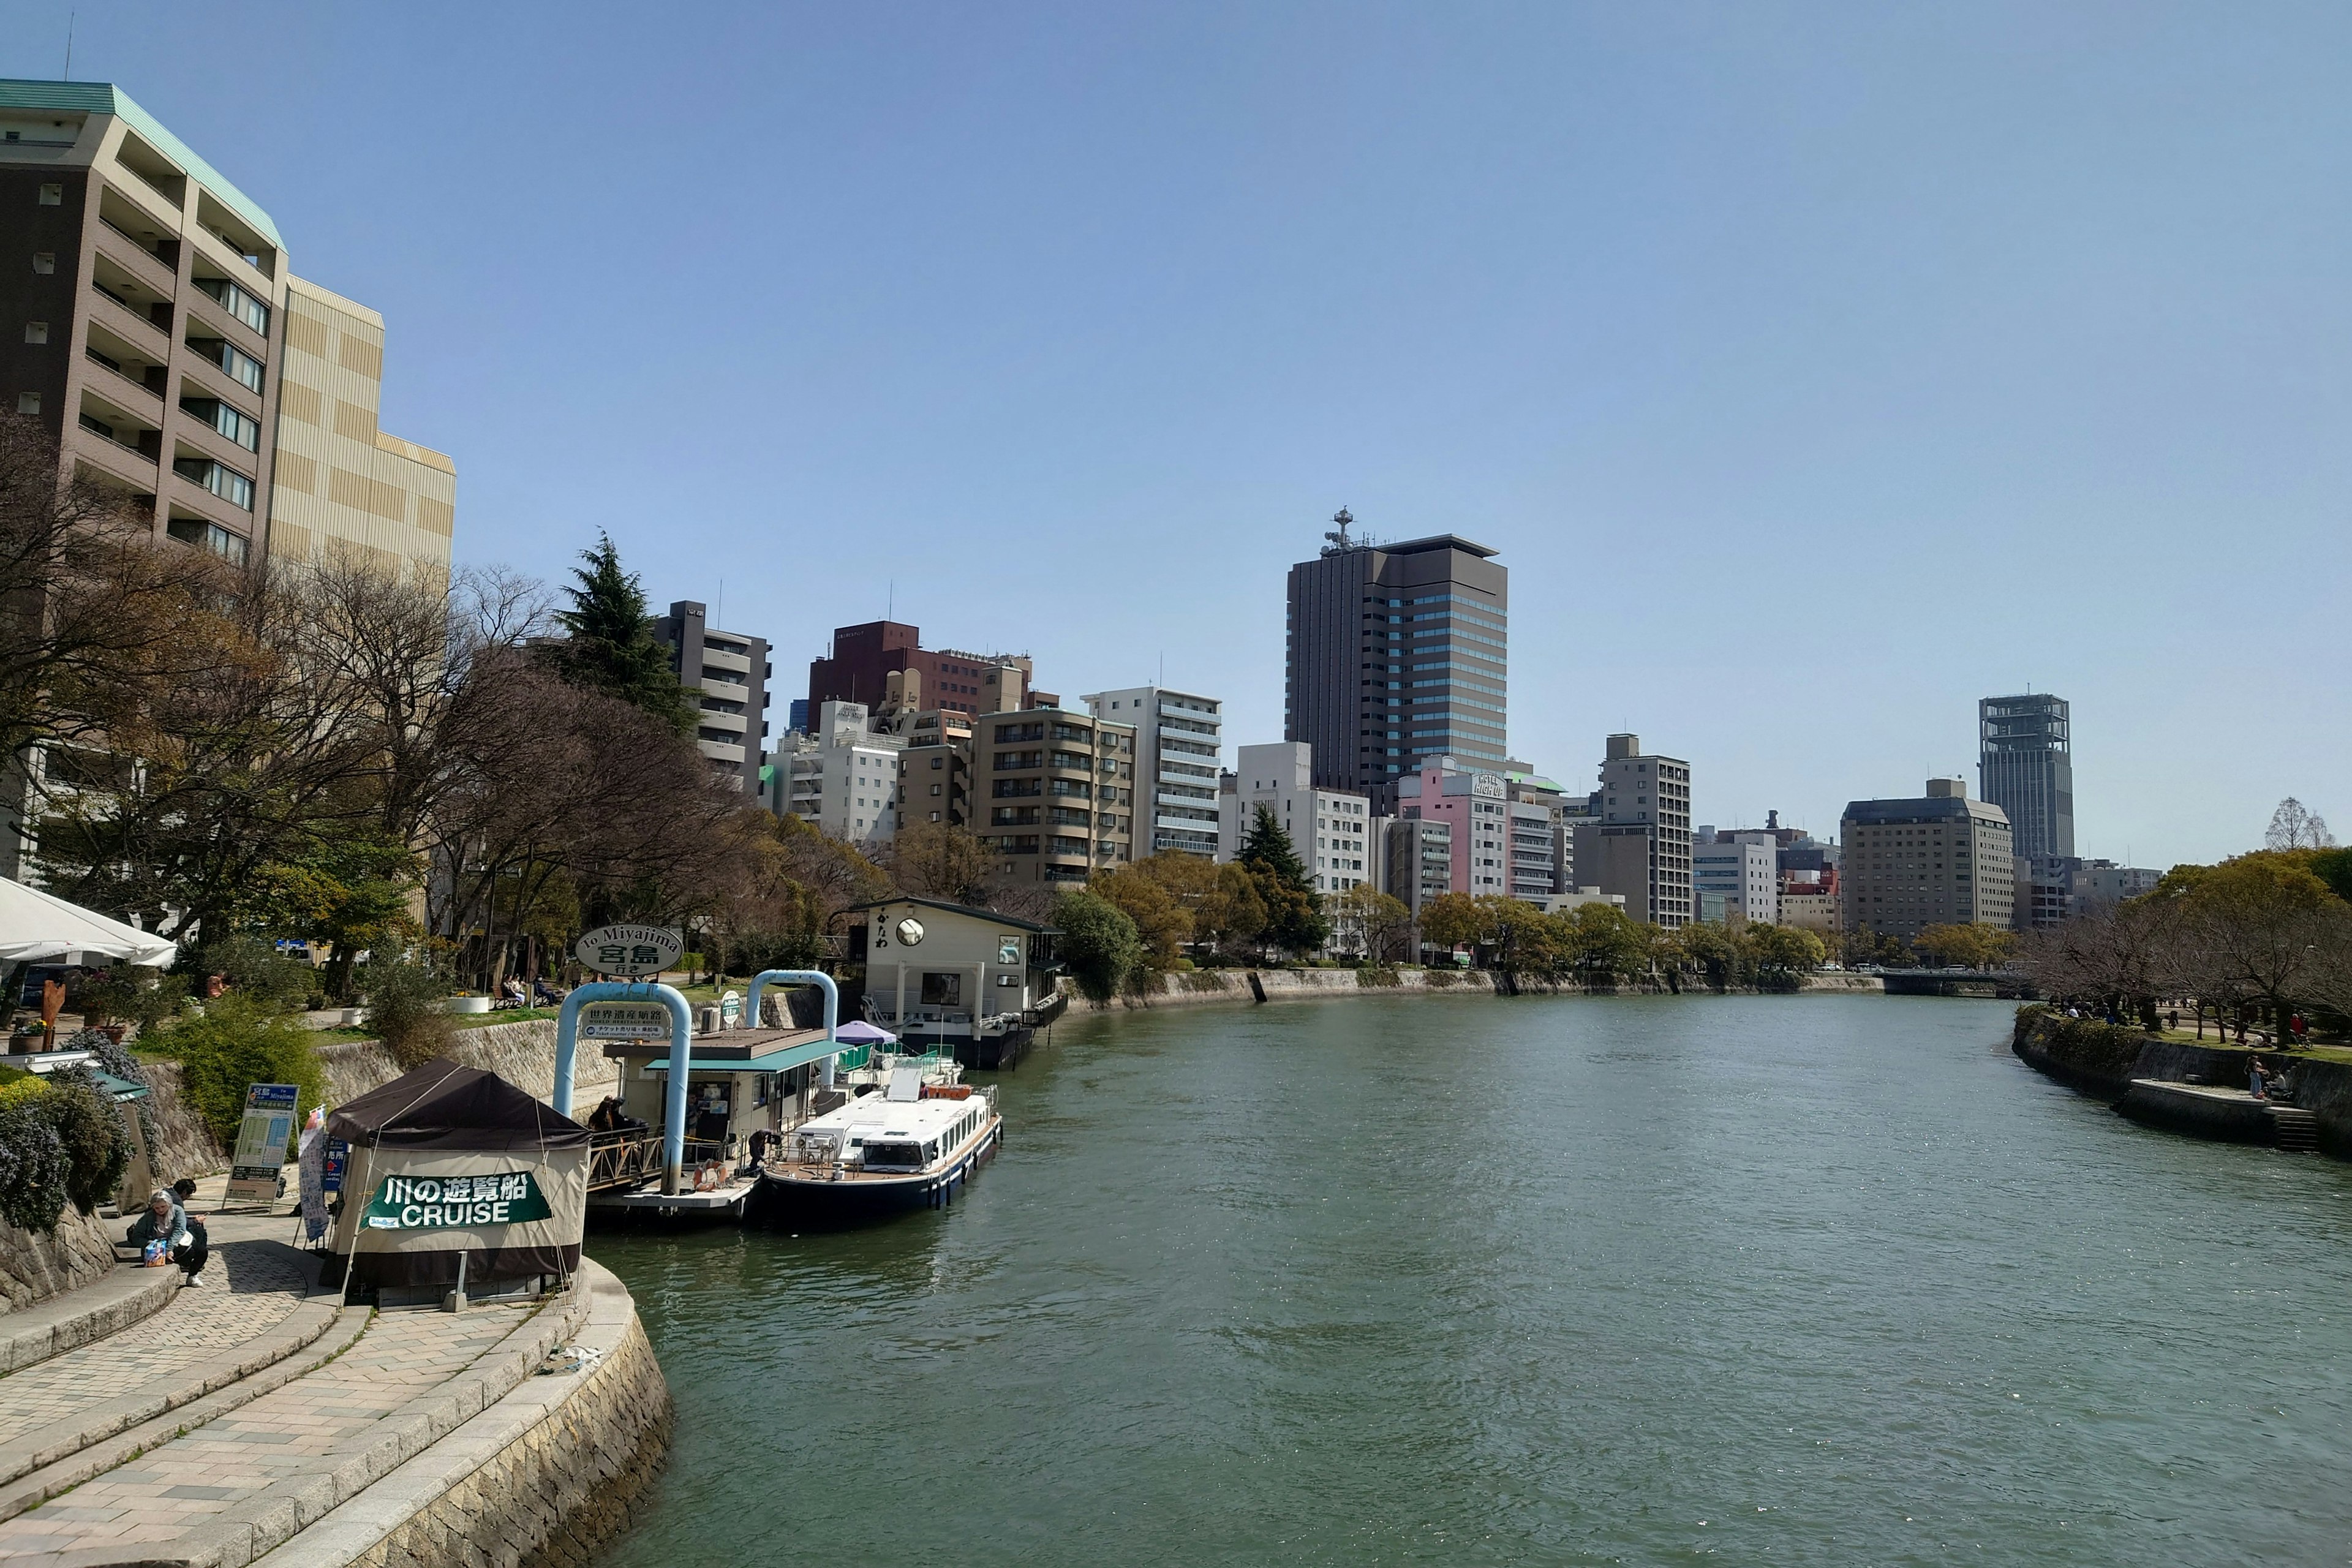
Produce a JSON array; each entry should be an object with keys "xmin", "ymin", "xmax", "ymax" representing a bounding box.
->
[{"xmin": 1396, "ymin": 756, "xmax": 1510, "ymax": 895}]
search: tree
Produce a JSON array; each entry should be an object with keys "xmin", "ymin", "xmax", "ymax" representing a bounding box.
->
[
  {"xmin": 1091, "ymin": 864, "xmax": 1193, "ymax": 973},
  {"xmin": 1330, "ymin": 884, "xmax": 1411, "ymax": 962},
  {"xmin": 1193, "ymin": 862, "xmax": 1266, "ymax": 959},
  {"xmin": 1237, "ymin": 806, "xmax": 1326, "ymax": 957},
  {"xmin": 1751, "ymin": 924, "xmax": 1828, "ymax": 976},
  {"xmin": 0, "ymin": 412, "xmax": 246, "ymax": 791},
  {"xmin": 2162, "ymin": 853, "xmax": 2352, "ymax": 1033},
  {"xmin": 2266, "ymin": 797, "xmax": 2337, "ymax": 852},
  {"xmin": 1675, "ymin": 921, "xmax": 1745, "ymax": 988},
  {"xmin": 1915, "ymin": 922, "xmax": 2016, "ymax": 972},
  {"xmin": 1051, "ymin": 889, "xmax": 1142, "ymax": 1001},
  {"xmin": 1416, "ymin": 892, "xmax": 1483, "ymax": 956},
  {"xmin": 543, "ymin": 533, "xmax": 696, "ymax": 731},
  {"xmin": 1565, "ymin": 902, "xmax": 1650, "ymax": 986},
  {"xmin": 881, "ymin": 820, "xmax": 998, "ymax": 906}
]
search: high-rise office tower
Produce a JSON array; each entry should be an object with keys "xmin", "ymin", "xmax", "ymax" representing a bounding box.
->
[
  {"xmin": 1978, "ymin": 694, "xmax": 2073, "ymax": 861},
  {"xmin": 1284, "ymin": 511, "xmax": 1506, "ymax": 807},
  {"xmin": 650, "ymin": 600, "xmax": 771, "ymax": 793},
  {"xmin": 1567, "ymin": 734, "xmax": 1694, "ymax": 927}
]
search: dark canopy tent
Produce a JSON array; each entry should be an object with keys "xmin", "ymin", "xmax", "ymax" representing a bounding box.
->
[{"xmin": 323, "ymin": 1060, "xmax": 590, "ymax": 1291}]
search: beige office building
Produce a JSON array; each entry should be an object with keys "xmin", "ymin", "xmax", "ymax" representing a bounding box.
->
[
  {"xmin": 1839, "ymin": 778, "xmax": 2016, "ymax": 943},
  {"xmin": 264, "ymin": 277, "xmax": 453, "ymax": 578}
]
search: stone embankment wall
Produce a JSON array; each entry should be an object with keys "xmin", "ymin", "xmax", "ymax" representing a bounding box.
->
[
  {"xmin": 0, "ymin": 1208, "xmax": 120, "ymax": 1316},
  {"xmin": 147, "ymin": 1017, "xmax": 624, "ymax": 1179},
  {"xmin": 2012, "ymin": 1009, "xmax": 2352, "ymax": 1159},
  {"xmin": 1096, "ymin": 966, "xmax": 1885, "ymax": 1012}
]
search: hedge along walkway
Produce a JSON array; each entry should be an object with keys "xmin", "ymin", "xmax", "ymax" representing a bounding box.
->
[{"xmin": 0, "ymin": 1294, "xmax": 562, "ymax": 1566}]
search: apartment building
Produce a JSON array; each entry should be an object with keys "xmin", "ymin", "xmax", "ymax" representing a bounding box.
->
[
  {"xmin": 1082, "ymin": 685, "xmax": 1223, "ymax": 858},
  {"xmin": 4, "ymin": 82, "xmax": 285, "ymax": 565},
  {"xmin": 767, "ymin": 701, "xmax": 905, "ymax": 845},
  {"xmin": 872, "ymin": 673, "xmax": 976, "ymax": 831},
  {"xmin": 650, "ymin": 601, "xmax": 770, "ymax": 793},
  {"xmin": 1979, "ymin": 693, "xmax": 2074, "ymax": 862},
  {"xmin": 807, "ymin": 620, "xmax": 1029, "ymax": 718},
  {"xmin": 1284, "ymin": 513, "xmax": 1507, "ymax": 804},
  {"xmin": 1217, "ymin": 742, "xmax": 1374, "ymax": 894},
  {"xmin": 1692, "ymin": 835, "xmax": 1778, "ymax": 925},
  {"xmin": 1381, "ymin": 816, "xmax": 1455, "ymax": 923},
  {"xmin": 979, "ymin": 706, "xmax": 1136, "ymax": 886},
  {"xmin": 1840, "ymin": 778, "xmax": 2016, "ymax": 943},
  {"xmin": 1394, "ymin": 755, "xmax": 1510, "ymax": 897},
  {"xmin": 264, "ymin": 277, "xmax": 452, "ymax": 578},
  {"xmin": 1501, "ymin": 767, "xmax": 1569, "ymax": 901},
  {"xmin": 1568, "ymin": 734, "xmax": 1693, "ymax": 927}
]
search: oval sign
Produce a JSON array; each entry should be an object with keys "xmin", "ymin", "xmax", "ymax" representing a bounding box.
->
[{"xmin": 573, "ymin": 924, "xmax": 685, "ymax": 978}]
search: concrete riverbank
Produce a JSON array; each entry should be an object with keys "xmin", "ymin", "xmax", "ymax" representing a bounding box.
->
[
  {"xmin": 1098, "ymin": 966, "xmax": 1885, "ymax": 1012},
  {"xmin": 2011, "ymin": 1007, "xmax": 2352, "ymax": 1159}
]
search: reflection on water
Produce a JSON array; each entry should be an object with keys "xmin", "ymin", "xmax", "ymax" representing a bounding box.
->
[{"xmin": 592, "ymin": 994, "xmax": 2352, "ymax": 1566}]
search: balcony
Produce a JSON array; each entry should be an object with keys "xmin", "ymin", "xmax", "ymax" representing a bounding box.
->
[
  {"xmin": 64, "ymin": 424, "xmax": 158, "ymax": 491},
  {"xmin": 182, "ymin": 282, "xmax": 269, "ymax": 362},
  {"xmin": 96, "ymin": 222, "xmax": 179, "ymax": 301},
  {"xmin": 700, "ymin": 646, "xmax": 750, "ymax": 675},
  {"xmin": 86, "ymin": 286, "xmax": 169, "ymax": 358},
  {"xmin": 698, "ymin": 677, "xmax": 750, "ymax": 705},
  {"xmin": 79, "ymin": 351, "xmax": 164, "ymax": 422},
  {"xmin": 175, "ymin": 346, "xmax": 255, "ymax": 407}
]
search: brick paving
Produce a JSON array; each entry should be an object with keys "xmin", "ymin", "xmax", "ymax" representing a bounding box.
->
[
  {"xmin": 0, "ymin": 1303, "xmax": 529, "ymax": 1560},
  {"xmin": 0, "ymin": 1240, "xmax": 311, "ymax": 1458}
]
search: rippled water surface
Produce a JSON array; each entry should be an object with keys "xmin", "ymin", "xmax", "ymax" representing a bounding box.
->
[{"xmin": 590, "ymin": 994, "xmax": 2352, "ymax": 1565}]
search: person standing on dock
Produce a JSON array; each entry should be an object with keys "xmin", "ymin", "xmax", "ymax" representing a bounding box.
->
[{"xmin": 2247, "ymin": 1058, "xmax": 2269, "ymax": 1101}]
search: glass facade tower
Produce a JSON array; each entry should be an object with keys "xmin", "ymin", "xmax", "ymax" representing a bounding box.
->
[{"xmin": 1978, "ymin": 694, "xmax": 2074, "ymax": 862}]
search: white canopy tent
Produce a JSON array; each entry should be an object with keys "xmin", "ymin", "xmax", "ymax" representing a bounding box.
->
[{"xmin": 0, "ymin": 876, "xmax": 178, "ymax": 967}]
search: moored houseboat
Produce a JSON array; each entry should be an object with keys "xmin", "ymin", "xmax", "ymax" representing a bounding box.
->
[{"xmin": 848, "ymin": 896, "xmax": 1068, "ymax": 1070}]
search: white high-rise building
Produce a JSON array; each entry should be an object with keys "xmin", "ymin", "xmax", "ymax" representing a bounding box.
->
[
  {"xmin": 1082, "ymin": 685, "xmax": 1223, "ymax": 858},
  {"xmin": 1692, "ymin": 835, "xmax": 1779, "ymax": 925},
  {"xmin": 1216, "ymin": 742, "xmax": 1373, "ymax": 894},
  {"xmin": 764, "ymin": 700, "xmax": 906, "ymax": 846}
]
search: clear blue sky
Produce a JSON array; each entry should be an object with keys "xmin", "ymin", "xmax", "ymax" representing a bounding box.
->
[{"xmin": 10, "ymin": 2, "xmax": 2346, "ymax": 866}]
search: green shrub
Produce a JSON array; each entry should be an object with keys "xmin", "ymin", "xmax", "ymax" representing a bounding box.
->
[
  {"xmin": 1425, "ymin": 969, "xmax": 1457, "ymax": 989},
  {"xmin": 1355, "ymin": 965, "xmax": 1401, "ymax": 988},
  {"xmin": 361, "ymin": 956, "xmax": 459, "ymax": 1071},
  {"xmin": 1051, "ymin": 890, "xmax": 1143, "ymax": 1003},
  {"xmin": 0, "ymin": 1087, "xmax": 67, "ymax": 1232},
  {"xmin": 42, "ymin": 1068, "xmax": 130, "ymax": 1213},
  {"xmin": 156, "ymin": 996, "xmax": 326, "ymax": 1142}
]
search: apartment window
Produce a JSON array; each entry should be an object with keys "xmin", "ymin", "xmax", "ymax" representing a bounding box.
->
[
  {"xmin": 165, "ymin": 516, "xmax": 249, "ymax": 565},
  {"xmin": 173, "ymin": 456, "xmax": 254, "ymax": 510},
  {"xmin": 32, "ymin": 253, "xmax": 54, "ymax": 275},
  {"xmin": 195, "ymin": 277, "xmax": 273, "ymax": 336},
  {"xmin": 39, "ymin": 184, "xmax": 62, "ymax": 205},
  {"xmin": 15, "ymin": 393, "xmax": 37, "ymax": 415},
  {"xmin": 196, "ymin": 339, "xmax": 265, "ymax": 393},
  {"xmin": 23, "ymin": 322, "xmax": 47, "ymax": 345},
  {"xmin": 181, "ymin": 397, "xmax": 261, "ymax": 451}
]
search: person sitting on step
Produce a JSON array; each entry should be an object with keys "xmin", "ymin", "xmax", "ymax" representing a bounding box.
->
[{"xmin": 125, "ymin": 1188, "xmax": 204, "ymax": 1287}]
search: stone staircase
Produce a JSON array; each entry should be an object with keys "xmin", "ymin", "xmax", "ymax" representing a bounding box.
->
[
  {"xmin": 0, "ymin": 1219, "xmax": 590, "ymax": 1568},
  {"xmin": 2269, "ymin": 1104, "xmax": 2320, "ymax": 1152}
]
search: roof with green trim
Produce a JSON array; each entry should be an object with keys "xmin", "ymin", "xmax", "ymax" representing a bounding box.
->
[{"xmin": 0, "ymin": 80, "xmax": 282, "ymax": 249}]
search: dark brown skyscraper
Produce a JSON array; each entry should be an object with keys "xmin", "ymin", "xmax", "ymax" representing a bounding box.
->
[{"xmin": 1284, "ymin": 512, "xmax": 1506, "ymax": 806}]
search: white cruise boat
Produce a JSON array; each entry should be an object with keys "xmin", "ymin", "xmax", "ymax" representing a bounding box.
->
[{"xmin": 748, "ymin": 1065, "xmax": 1000, "ymax": 1227}]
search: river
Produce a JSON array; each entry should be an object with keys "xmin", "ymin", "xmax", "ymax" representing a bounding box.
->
[{"xmin": 588, "ymin": 993, "xmax": 2352, "ymax": 1565}]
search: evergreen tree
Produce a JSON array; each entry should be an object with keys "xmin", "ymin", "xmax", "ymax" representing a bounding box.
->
[
  {"xmin": 1238, "ymin": 805, "xmax": 1328, "ymax": 957},
  {"xmin": 546, "ymin": 533, "xmax": 697, "ymax": 731},
  {"xmin": 1239, "ymin": 805, "xmax": 1311, "ymax": 891}
]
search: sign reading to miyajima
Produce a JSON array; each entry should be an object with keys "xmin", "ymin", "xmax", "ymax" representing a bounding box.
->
[
  {"xmin": 578, "ymin": 1001, "xmax": 675, "ymax": 1040},
  {"xmin": 573, "ymin": 924, "xmax": 684, "ymax": 978},
  {"xmin": 363, "ymin": 1171, "xmax": 552, "ymax": 1231},
  {"xmin": 225, "ymin": 1084, "xmax": 300, "ymax": 1205}
]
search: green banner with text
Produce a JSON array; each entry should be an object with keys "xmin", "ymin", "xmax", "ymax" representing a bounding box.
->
[{"xmin": 363, "ymin": 1171, "xmax": 551, "ymax": 1230}]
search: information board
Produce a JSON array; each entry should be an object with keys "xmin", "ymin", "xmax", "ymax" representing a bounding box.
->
[
  {"xmin": 225, "ymin": 1083, "xmax": 300, "ymax": 1206},
  {"xmin": 578, "ymin": 1001, "xmax": 676, "ymax": 1041}
]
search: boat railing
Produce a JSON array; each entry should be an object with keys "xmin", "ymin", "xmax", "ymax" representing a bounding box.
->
[{"xmin": 588, "ymin": 1128, "xmax": 726, "ymax": 1191}]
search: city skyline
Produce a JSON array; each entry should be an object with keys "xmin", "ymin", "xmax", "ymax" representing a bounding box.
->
[{"xmin": 4, "ymin": 4, "xmax": 2345, "ymax": 867}]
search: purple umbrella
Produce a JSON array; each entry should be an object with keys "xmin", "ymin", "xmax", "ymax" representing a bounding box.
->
[{"xmin": 834, "ymin": 1020, "xmax": 897, "ymax": 1045}]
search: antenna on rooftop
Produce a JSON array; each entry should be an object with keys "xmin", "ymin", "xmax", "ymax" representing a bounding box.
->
[
  {"xmin": 63, "ymin": 11, "xmax": 75, "ymax": 77},
  {"xmin": 1320, "ymin": 506, "xmax": 1358, "ymax": 556}
]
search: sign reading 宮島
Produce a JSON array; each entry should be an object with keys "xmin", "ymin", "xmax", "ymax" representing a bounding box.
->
[
  {"xmin": 225, "ymin": 1084, "xmax": 300, "ymax": 1205},
  {"xmin": 363, "ymin": 1171, "xmax": 553, "ymax": 1230},
  {"xmin": 573, "ymin": 924, "xmax": 684, "ymax": 978}
]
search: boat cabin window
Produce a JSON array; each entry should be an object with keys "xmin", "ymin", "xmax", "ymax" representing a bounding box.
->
[{"xmin": 864, "ymin": 1140, "xmax": 925, "ymax": 1169}]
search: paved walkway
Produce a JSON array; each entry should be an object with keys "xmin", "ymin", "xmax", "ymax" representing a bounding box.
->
[
  {"xmin": 0, "ymin": 1238, "xmax": 311, "ymax": 1468},
  {"xmin": 0, "ymin": 1303, "xmax": 532, "ymax": 1561}
]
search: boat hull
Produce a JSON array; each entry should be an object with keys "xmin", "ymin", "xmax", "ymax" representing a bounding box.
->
[{"xmin": 747, "ymin": 1122, "xmax": 1000, "ymax": 1229}]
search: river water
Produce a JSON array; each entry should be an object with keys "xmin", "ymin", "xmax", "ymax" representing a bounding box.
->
[{"xmin": 589, "ymin": 993, "xmax": 2352, "ymax": 1566}]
